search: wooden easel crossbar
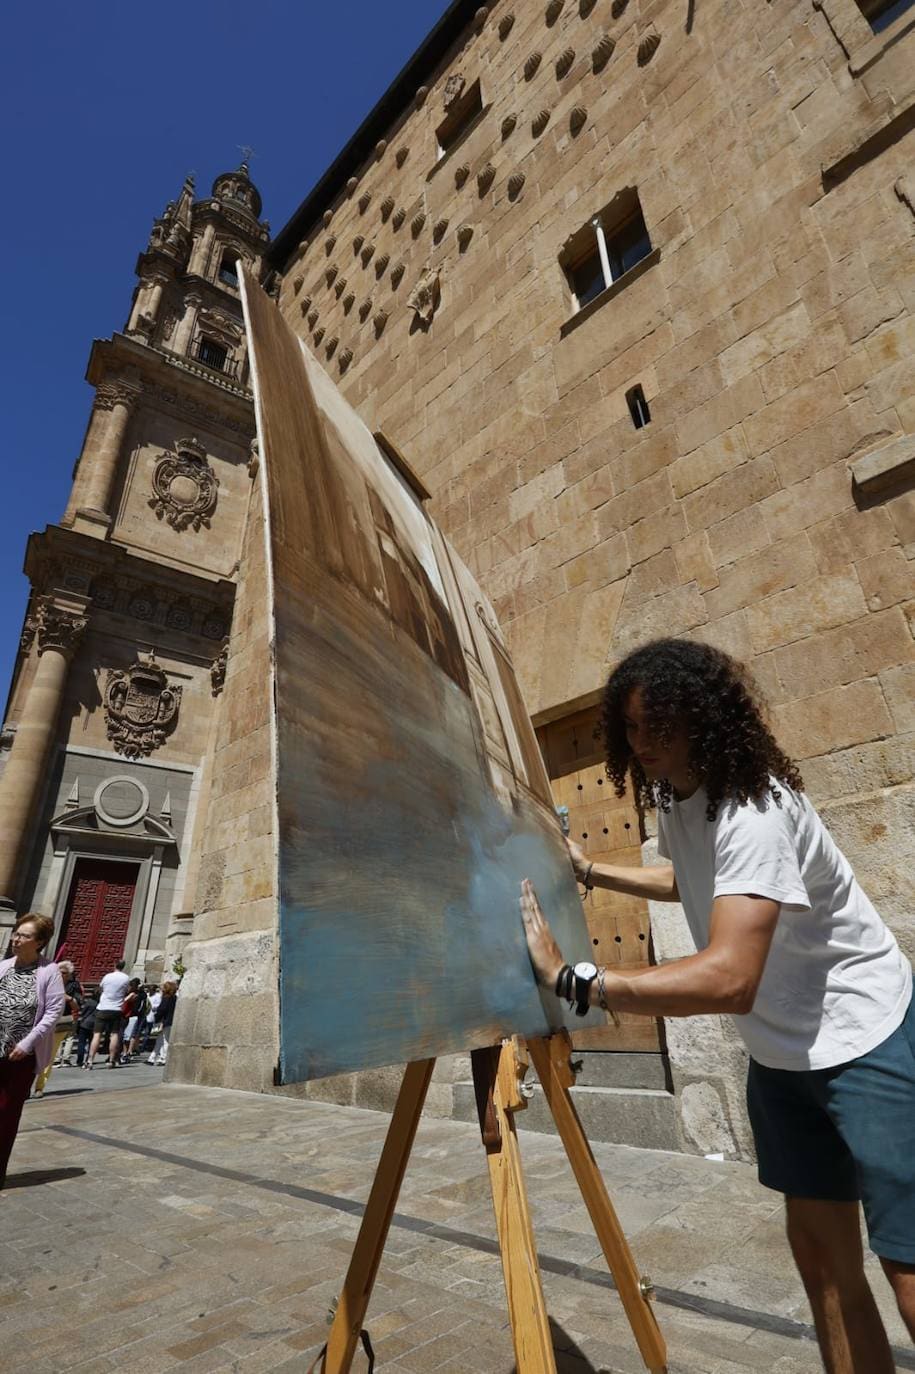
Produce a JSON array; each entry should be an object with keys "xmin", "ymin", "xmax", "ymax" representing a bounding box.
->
[{"xmin": 311, "ymin": 1032, "xmax": 668, "ymax": 1373}]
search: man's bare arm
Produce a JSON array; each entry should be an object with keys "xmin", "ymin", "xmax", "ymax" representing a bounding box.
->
[{"xmin": 566, "ymin": 837, "xmax": 679, "ymax": 902}]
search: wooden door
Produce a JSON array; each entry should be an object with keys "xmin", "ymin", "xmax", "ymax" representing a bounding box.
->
[
  {"xmin": 537, "ymin": 707, "xmax": 661, "ymax": 1052},
  {"xmin": 58, "ymin": 858, "xmax": 138, "ymax": 983}
]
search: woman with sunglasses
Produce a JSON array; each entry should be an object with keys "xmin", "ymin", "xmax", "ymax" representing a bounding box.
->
[{"xmin": 0, "ymin": 912, "xmax": 64, "ymax": 1186}]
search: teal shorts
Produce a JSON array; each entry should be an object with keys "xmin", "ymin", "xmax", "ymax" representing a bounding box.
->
[{"xmin": 746, "ymin": 994, "xmax": 915, "ymax": 1263}]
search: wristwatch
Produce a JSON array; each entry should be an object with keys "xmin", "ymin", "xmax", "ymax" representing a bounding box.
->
[{"xmin": 572, "ymin": 961, "xmax": 598, "ymax": 1017}]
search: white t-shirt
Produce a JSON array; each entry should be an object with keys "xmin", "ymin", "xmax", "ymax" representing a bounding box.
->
[
  {"xmin": 96, "ymin": 970, "xmax": 130, "ymax": 1012},
  {"xmin": 657, "ymin": 780, "xmax": 912, "ymax": 1071}
]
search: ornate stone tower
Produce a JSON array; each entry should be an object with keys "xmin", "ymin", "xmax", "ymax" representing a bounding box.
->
[{"xmin": 0, "ymin": 163, "xmax": 270, "ymax": 984}]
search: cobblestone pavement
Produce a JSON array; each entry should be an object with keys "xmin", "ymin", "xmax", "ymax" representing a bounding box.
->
[{"xmin": 4, "ymin": 1078, "xmax": 912, "ymax": 1373}]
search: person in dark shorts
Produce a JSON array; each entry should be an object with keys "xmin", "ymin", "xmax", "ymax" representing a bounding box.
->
[
  {"xmin": 85, "ymin": 959, "xmax": 129, "ymax": 1070},
  {"xmin": 521, "ymin": 638, "xmax": 914, "ymax": 1372}
]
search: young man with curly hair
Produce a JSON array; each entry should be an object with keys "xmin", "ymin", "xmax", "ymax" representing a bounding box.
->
[{"xmin": 521, "ymin": 638, "xmax": 914, "ymax": 1371}]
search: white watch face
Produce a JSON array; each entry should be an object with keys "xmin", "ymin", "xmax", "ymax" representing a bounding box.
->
[{"xmin": 574, "ymin": 961, "xmax": 598, "ymax": 981}]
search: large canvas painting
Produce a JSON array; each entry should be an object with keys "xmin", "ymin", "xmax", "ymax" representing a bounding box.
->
[{"xmin": 240, "ymin": 270, "xmax": 602, "ymax": 1083}]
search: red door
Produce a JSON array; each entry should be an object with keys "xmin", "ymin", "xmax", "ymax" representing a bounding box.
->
[{"xmin": 58, "ymin": 858, "xmax": 139, "ymax": 983}]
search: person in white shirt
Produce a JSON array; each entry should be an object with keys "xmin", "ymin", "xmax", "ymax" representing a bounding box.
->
[
  {"xmin": 521, "ymin": 637, "xmax": 914, "ymax": 1371},
  {"xmin": 85, "ymin": 959, "xmax": 130, "ymax": 1070}
]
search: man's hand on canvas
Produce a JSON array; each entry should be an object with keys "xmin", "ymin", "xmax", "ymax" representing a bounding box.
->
[
  {"xmin": 520, "ymin": 879, "xmax": 565, "ymax": 989},
  {"xmin": 564, "ymin": 837, "xmax": 590, "ymax": 882}
]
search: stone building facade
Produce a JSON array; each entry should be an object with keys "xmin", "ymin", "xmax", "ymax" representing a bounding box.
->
[
  {"xmin": 239, "ymin": 0, "xmax": 912, "ymax": 1155},
  {"xmin": 0, "ymin": 164, "xmax": 269, "ymax": 987}
]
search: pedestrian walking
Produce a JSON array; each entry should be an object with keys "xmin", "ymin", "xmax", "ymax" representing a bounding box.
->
[
  {"xmin": 33, "ymin": 961, "xmax": 82, "ymax": 1096},
  {"xmin": 0, "ymin": 913, "xmax": 64, "ymax": 1185},
  {"xmin": 147, "ymin": 980, "xmax": 177, "ymax": 1065},
  {"xmin": 75, "ymin": 992, "xmax": 98, "ymax": 1067},
  {"xmin": 85, "ymin": 958, "xmax": 129, "ymax": 1070}
]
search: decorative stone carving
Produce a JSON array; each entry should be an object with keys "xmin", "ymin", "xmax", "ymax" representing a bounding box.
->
[
  {"xmin": 580, "ymin": 0, "xmax": 597, "ymax": 13},
  {"xmin": 390, "ymin": 263, "xmax": 405, "ymax": 288},
  {"xmin": 407, "ymin": 268, "xmax": 441, "ymax": 326},
  {"xmin": 339, "ymin": 347, "xmax": 353, "ymax": 372},
  {"xmin": 308, "ymin": 309, "xmax": 319, "ymax": 328},
  {"xmin": 323, "ymin": 210, "xmax": 333, "ymax": 227},
  {"xmin": 149, "ymin": 438, "xmax": 219, "ymax": 532},
  {"xmin": 325, "ymin": 234, "xmax": 337, "ymax": 254},
  {"xmin": 411, "ymin": 212, "xmax": 426, "ymax": 237},
  {"xmin": 895, "ymin": 175, "xmax": 915, "ymax": 219},
  {"xmin": 524, "ymin": 52, "xmax": 542, "ymax": 80},
  {"xmin": 359, "ymin": 299, "xmax": 372, "ymax": 322},
  {"xmin": 592, "ymin": 33, "xmax": 616, "ymax": 70},
  {"xmin": 359, "ymin": 192, "xmax": 372, "ymax": 213},
  {"xmin": 443, "ymin": 73, "xmax": 466, "ymax": 110},
  {"xmin": 314, "ymin": 326, "xmax": 325, "ymax": 345},
  {"xmin": 326, "ymin": 336, "xmax": 338, "ymax": 357},
  {"xmin": 473, "ymin": 6, "xmax": 488, "ymax": 29},
  {"xmin": 556, "ymin": 47, "xmax": 575, "ymax": 77},
  {"xmin": 35, "ymin": 601, "xmax": 88, "ymax": 658},
  {"xmin": 433, "ymin": 216, "xmax": 449, "ymax": 243},
  {"xmin": 325, "ymin": 265, "xmax": 338, "ymax": 285},
  {"xmin": 373, "ymin": 309, "xmax": 389, "ymax": 334},
  {"xmin": 346, "ymin": 176, "xmax": 359, "ymax": 194},
  {"xmin": 353, "ymin": 234, "xmax": 364, "ymax": 253},
  {"xmin": 415, "ymin": 86, "xmax": 429, "ymax": 107},
  {"xmin": 104, "ymin": 656, "xmax": 181, "ymax": 759},
  {"xmin": 570, "ymin": 105, "xmax": 588, "ymax": 134},
  {"xmin": 375, "ymin": 253, "xmax": 390, "ymax": 277},
  {"xmin": 395, "ymin": 147, "xmax": 409, "ymax": 168},
  {"xmin": 334, "ymin": 277, "xmax": 347, "ymax": 298},
  {"xmin": 637, "ymin": 30, "xmax": 661, "ymax": 64},
  {"xmin": 507, "ymin": 172, "xmax": 526, "ymax": 200},
  {"xmin": 361, "ymin": 241, "xmax": 376, "ymax": 265},
  {"xmin": 457, "ymin": 223, "xmax": 474, "ymax": 250},
  {"xmin": 392, "ymin": 207, "xmax": 406, "ymax": 230},
  {"xmin": 532, "ymin": 108, "xmax": 551, "ymax": 136},
  {"xmin": 95, "ymin": 380, "xmax": 141, "ymax": 413},
  {"xmin": 381, "ymin": 196, "xmax": 395, "ymax": 221},
  {"xmin": 610, "ymin": 0, "xmax": 629, "ymax": 16},
  {"xmin": 292, "ymin": 276, "xmax": 304, "ymax": 294},
  {"xmin": 498, "ymin": 12, "xmax": 515, "ymax": 39},
  {"xmin": 501, "ymin": 113, "xmax": 517, "ymax": 139},
  {"xmin": 166, "ymin": 602, "xmax": 192, "ymax": 632},
  {"xmin": 545, "ymin": 0, "xmax": 564, "ymax": 23},
  {"xmin": 343, "ymin": 292, "xmax": 355, "ymax": 312},
  {"xmin": 202, "ymin": 612, "xmax": 228, "ymax": 641},
  {"xmin": 455, "ymin": 163, "xmax": 470, "ymax": 188},
  {"xmin": 477, "ymin": 163, "xmax": 496, "ymax": 194},
  {"xmin": 210, "ymin": 640, "xmax": 228, "ymax": 697},
  {"xmin": 128, "ymin": 589, "xmax": 157, "ymax": 621},
  {"xmin": 375, "ymin": 139, "xmax": 387, "ymax": 158},
  {"xmin": 300, "ymin": 295, "xmax": 313, "ymax": 316},
  {"xmin": 91, "ymin": 582, "xmax": 117, "ymax": 611}
]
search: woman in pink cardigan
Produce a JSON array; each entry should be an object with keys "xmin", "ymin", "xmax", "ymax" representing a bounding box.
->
[{"xmin": 0, "ymin": 912, "xmax": 65, "ymax": 1186}]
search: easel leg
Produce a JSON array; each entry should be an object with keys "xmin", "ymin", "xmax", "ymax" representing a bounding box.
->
[
  {"xmin": 527, "ymin": 1035, "xmax": 668, "ymax": 1374},
  {"xmin": 472, "ymin": 1043, "xmax": 557, "ymax": 1374},
  {"xmin": 322, "ymin": 1058, "xmax": 435, "ymax": 1373}
]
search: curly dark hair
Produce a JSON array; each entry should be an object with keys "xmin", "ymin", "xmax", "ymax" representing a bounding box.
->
[{"xmin": 599, "ymin": 638, "xmax": 804, "ymax": 821}]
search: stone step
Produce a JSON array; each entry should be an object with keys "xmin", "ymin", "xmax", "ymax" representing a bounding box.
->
[
  {"xmin": 452, "ymin": 1080, "xmax": 679, "ymax": 1151},
  {"xmin": 571, "ymin": 1050, "xmax": 671, "ymax": 1091}
]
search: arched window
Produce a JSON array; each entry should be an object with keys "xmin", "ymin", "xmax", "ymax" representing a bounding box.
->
[{"xmin": 218, "ymin": 253, "xmax": 239, "ymax": 288}]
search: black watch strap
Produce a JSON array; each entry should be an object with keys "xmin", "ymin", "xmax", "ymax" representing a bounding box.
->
[{"xmin": 574, "ymin": 967, "xmax": 597, "ymax": 1017}]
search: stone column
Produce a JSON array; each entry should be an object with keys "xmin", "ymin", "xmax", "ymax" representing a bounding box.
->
[
  {"xmin": 0, "ymin": 596, "xmax": 88, "ymax": 916},
  {"xmin": 188, "ymin": 224, "xmax": 217, "ymax": 278},
  {"xmin": 128, "ymin": 272, "xmax": 168, "ymax": 338},
  {"xmin": 64, "ymin": 381, "xmax": 139, "ymax": 534},
  {"xmin": 172, "ymin": 292, "xmax": 203, "ymax": 358}
]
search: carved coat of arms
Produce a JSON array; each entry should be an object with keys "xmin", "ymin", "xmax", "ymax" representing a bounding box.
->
[
  {"xmin": 149, "ymin": 437, "xmax": 219, "ymax": 532},
  {"xmin": 104, "ymin": 657, "xmax": 181, "ymax": 759}
]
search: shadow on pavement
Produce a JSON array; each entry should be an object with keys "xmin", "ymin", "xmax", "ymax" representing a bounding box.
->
[
  {"xmin": 509, "ymin": 1318, "xmax": 612, "ymax": 1373},
  {"xmin": 33, "ymin": 1088, "xmax": 93, "ymax": 1099},
  {"xmin": 4, "ymin": 1167, "xmax": 87, "ymax": 1189}
]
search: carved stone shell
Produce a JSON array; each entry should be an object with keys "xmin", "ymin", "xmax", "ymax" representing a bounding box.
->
[
  {"xmin": 323, "ymin": 210, "xmax": 333, "ymax": 227},
  {"xmin": 637, "ymin": 30, "xmax": 661, "ymax": 65},
  {"xmin": 325, "ymin": 234, "xmax": 337, "ymax": 254},
  {"xmin": 292, "ymin": 276, "xmax": 304, "ymax": 294},
  {"xmin": 580, "ymin": 0, "xmax": 597, "ymax": 13},
  {"xmin": 358, "ymin": 192, "xmax": 372, "ymax": 213},
  {"xmin": 313, "ymin": 327, "xmax": 325, "ymax": 345},
  {"xmin": 359, "ymin": 299, "xmax": 372, "ymax": 321},
  {"xmin": 395, "ymin": 147, "xmax": 409, "ymax": 168},
  {"xmin": 392, "ymin": 207, "xmax": 406, "ymax": 230},
  {"xmin": 507, "ymin": 172, "xmax": 525, "ymax": 200},
  {"xmin": 570, "ymin": 105, "xmax": 587, "ymax": 134},
  {"xmin": 457, "ymin": 223, "xmax": 474, "ymax": 249},
  {"xmin": 592, "ymin": 33, "xmax": 616, "ymax": 70},
  {"xmin": 343, "ymin": 292, "xmax": 355, "ymax": 312},
  {"xmin": 390, "ymin": 263, "xmax": 405, "ymax": 288},
  {"xmin": 375, "ymin": 252, "xmax": 390, "ymax": 276},
  {"xmin": 432, "ymin": 217, "xmax": 449, "ymax": 243},
  {"xmin": 477, "ymin": 163, "xmax": 496, "ymax": 194},
  {"xmin": 346, "ymin": 176, "xmax": 358, "ymax": 194},
  {"xmin": 300, "ymin": 296, "xmax": 312, "ymax": 316},
  {"xmin": 498, "ymin": 12, "xmax": 515, "ymax": 39},
  {"xmin": 334, "ymin": 276, "xmax": 347, "ymax": 298},
  {"xmin": 545, "ymin": 0, "xmax": 563, "ymax": 23},
  {"xmin": 415, "ymin": 86, "xmax": 429, "ymax": 107},
  {"xmin": 381, "ymin": 196, "xmax": 395, "ymax": 220},
  {"xmin": 455, "ymin": 163, "xmax": 470, "ymax": 188},
  {"xmin": 473, "ymin": 5, "xmax": 489, "ymax": 29},
  {"xmin": 411, "ymin": 212, "xmax": 426, "ymax": 237},
  {"xmin": 326, "ymin": 336, "xmax": 338, "ymax": 357},
  {"xmin": 325, "ymin": 265, "xmax": 338, "ymax": 285},
  {"xmin": 501, "ymin": 113, "xmax": 517, "ymax": 139},
  {"xmin": 556, "ymin": 47, "xmax": 575, "ymax": 78},
  {"xmin": 532, "ymin": 108, "xmax": 551, "ymax": 136},
  {"xmin": 375, "ymin": 139, "xmax": 387, "ymax": 158},
  {"xmin": 307, "ymin": 309, "xmax": 319, "ymax": 328},
  {"xmin": 524, "ymin": 52, "xmax": 542, "ymax": 80},
  {"xmin": 361, "ymin": 242, "xmax": 375, "ymax": 265},
  {"xmin": 353, "ymin": 234, "xmax": 364, "ymax": 253},
  {"xmin": 610, "ymin": 0, "xmax": 629, "ymax": 16},
  {"xmin": 373, "ymin": 309, "xmax": 389, "ymax": 333},
  {"xmin": 339, "ymin": 347, "xmax": 353, "ymax": 371}
]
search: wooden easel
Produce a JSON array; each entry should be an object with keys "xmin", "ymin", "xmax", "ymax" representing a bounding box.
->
[{"xmin": 309, "ymin": 1032, "xmax": 667, "ymax": 1373}]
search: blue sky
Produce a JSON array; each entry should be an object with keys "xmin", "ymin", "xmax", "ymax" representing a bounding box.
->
[{"xmin": 0, "ymin": 0, "xmax": 446, "ymax": 703}]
